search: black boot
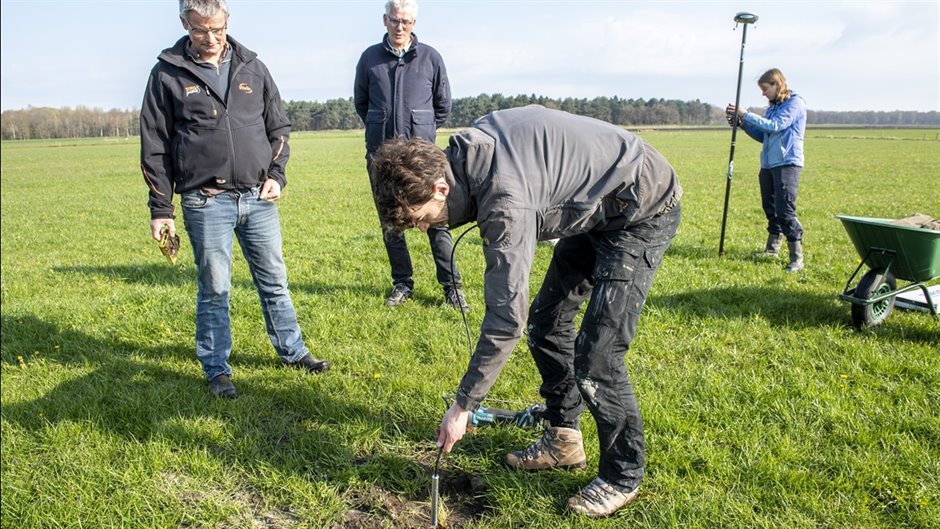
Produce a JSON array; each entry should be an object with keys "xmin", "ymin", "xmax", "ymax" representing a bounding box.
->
[
  {"xmin": 754, "ymin": 233, "xmax": 783, "ymax": 258},
  {"xmin": 784, "ymin": 240, "xmax": 804, "ymax": 272}
]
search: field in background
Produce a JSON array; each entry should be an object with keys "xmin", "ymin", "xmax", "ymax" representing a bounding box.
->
[{"xmin": 1, "ymin": 128, "xmax": 938, "ymax": 528}]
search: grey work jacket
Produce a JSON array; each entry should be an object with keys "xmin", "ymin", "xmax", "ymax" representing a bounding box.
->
[{"xmin": 444, "ymin": 106, "xmax": 682, "ymax": 411}]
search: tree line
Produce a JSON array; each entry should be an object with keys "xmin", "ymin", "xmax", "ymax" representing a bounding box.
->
[{"xmin": 2, "ymin": 96, "xmax": 938, "ymax": 140}]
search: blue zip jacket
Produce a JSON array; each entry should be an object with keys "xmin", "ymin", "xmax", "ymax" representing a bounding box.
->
[
  {"xmin": 354, "ymin": 33, "xmax": 451, "ymax": 155},
  {"xmin": 741, "ymin": 92, "xmax": 806, "ymax": 168}
]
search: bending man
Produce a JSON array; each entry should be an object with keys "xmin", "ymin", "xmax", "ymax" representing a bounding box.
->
[{"xmin": 370, "ymin": 106, "xmax": 682, "ymax": 517}]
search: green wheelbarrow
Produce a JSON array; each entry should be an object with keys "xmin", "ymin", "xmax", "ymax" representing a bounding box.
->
[{"xmin": 837, "ymin": 216, "xmax": 940, "ymax": 330}]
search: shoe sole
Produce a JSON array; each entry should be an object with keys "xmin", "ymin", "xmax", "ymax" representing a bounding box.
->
[
  {"xmin": 291, "ymin": 361, "xmax": 330, "ymax": 374},
  {"xmin": 209, "ymin": 386, "xmax": 237, "ymax": 399},
  {"xmin": 568, "ymin": 490, "xmax": 638, "ymax": 518},
  {"xmin": 308, "ymin": 362, "xmax": 330, "ymax": 374}
]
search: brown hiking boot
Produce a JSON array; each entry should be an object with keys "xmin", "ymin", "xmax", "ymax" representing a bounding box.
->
[
  {"xmin": 567, "ymin": 477, "xmax": 638, "ymax": 517},
  {"xmin": 504, "ymin": 426, "xmax": 587, "ymax": 471}
]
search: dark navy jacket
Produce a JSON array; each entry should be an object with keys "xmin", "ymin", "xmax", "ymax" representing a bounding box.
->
[
  {"xmin": 354, "ymin": 33, "xmax": 451, "ymax": 155},
  {"xmin": 140, "ymin": 36, "xmax": 291, "ymax": 220}
]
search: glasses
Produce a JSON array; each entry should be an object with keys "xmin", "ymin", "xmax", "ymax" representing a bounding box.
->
[
  {"xmin": 386, "ymin": 16, "xmax": 414, "ymax": 28},
  {"xmin": 187, "ymin": 23, "xmax": 227, "ymax": 38}
]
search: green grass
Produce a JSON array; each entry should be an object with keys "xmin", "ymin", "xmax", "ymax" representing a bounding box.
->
[{"xmin": 2, "ymin": 128, "xmax": 938, "ymax": 528}]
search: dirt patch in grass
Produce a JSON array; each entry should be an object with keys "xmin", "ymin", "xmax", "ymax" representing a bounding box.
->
[{"xmin": 332, "ymin": 466, "xmax": 487, "ymax": 529}]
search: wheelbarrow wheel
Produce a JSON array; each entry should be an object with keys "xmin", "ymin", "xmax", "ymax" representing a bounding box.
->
[{"xmin": 851, "ymin": 268, "xmax": 896, "ymax": 330}]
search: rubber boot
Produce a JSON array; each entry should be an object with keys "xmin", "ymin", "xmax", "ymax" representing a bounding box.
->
[
  {"xmin": 784, "ymin": 240, "xmax": 804, "ymax": 272},
  {"xmin": 504, "ymin": 426, "xmax": 587, "ymax": 471},
  {"xmin": 754, "ymin": 233, "xmax": 783, "ymax": 258}
]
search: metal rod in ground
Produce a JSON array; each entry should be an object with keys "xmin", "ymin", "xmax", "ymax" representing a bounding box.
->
[
  {"xmin": 719, "ymin": 12, "xmax": 758, "ymax": 257},
  {"xmin": 430, "ymin": 473, "xmax": 440, "ymax": 527},
  {"xmin": 431, "ymin": 445, "xmax": 443, "ymax": 527}
]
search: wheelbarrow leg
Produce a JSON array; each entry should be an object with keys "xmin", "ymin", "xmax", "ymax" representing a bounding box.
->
[{"xmin": 917, "ymin": 283, "xmax": 939, "ymax": 316}]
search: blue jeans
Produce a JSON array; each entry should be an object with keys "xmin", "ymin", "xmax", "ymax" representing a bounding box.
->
[
  {"xmin": 181, "ymin": 187, "xmax": 309, "ymax": 380},
  {"xmin": 759, "ymin": 165, "xmax": 803, "ymax": 242},
  {"xmin": 526, "ymin": 205, "xmax": 681, "ymax": 492}
]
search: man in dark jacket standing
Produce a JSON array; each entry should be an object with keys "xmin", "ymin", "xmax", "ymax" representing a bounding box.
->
[
  {"xmin": 370, "ymin": 106, "xmax": 682, "ymax": 518},
  {"xmin": 354, "ymin": 0, "xmax": 469, "ymax": 312},
  {"xmin": 140, "ymin": 0, "xmax": 329, "ymax": 399}
]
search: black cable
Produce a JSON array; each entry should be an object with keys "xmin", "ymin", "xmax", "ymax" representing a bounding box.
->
[
  {"xmin": 431, "ymin": 223, "xmax": 479, "ymax": 527},
  {"xmin": 449, "ymin": 223, "xmax": 479, "ymax": 357}
]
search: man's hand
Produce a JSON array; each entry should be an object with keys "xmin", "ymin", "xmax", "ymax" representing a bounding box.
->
[
  {"xmin": 259, "ymin": 178, "xmax": 281, "ymax": 202},
  {"xmin": 150, "ymin": 218, "xmax": 175, "ymax": 242},
  {"xmin": 436, "ymin": 402, "xmax": 470, "ymax": 453}
]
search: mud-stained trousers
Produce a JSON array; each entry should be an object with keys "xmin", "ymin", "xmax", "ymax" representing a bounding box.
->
[{"xmin": 526, "ymin": 204, "xmax": 681, "ymax": 493}]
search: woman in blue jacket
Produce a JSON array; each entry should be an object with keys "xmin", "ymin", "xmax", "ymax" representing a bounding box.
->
[{"xmin": 727, "ymin": 68, "xmax": 807, "ymax": 272}]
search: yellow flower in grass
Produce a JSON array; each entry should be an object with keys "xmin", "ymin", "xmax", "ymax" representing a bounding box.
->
[
  {"xmin": 373, "ymin": 373, "xmax": 382, "ymax": 380},
  {"xmin": 17, "ymin": 355, "xmax": 25, "ymax": 368}
]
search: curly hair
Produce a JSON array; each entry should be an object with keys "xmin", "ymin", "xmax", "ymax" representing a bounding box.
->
[{"xmin": 370, "ymin": 138, "xmax": 449, "ymax": 232}]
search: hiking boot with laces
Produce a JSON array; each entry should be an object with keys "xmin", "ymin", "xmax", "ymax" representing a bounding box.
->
[
  {"xmin": 567, "ymin": 476, "xmax": 638, "ymax": 518},
  {"xmin": 504, "ymin": 426, "xmax": 587, "ymax": 471},
  {"xmin": 384, "ymin": 284, "xmax": 412, "ymax": 307},
  {"xmin": 444, "ymin": 286, "xmax": 471, "ymax": 313}
]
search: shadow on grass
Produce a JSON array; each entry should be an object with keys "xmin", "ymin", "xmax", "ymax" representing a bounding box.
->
[
  {"xmin": 53, "ymin": 263, "xmax": 389, "ymax": 306},
  {"xmin": 0, "ymin": 313, "xmax": 490, "ymax": 527},
  {"xmin": 650, "ymin": 273, "xmax": 939, "ymax": 343},
  {"xmin": 652, "ymin": 284, "xmax": 849, "ymax": 329},
  {"xmin": 53, "ymin": 263, "xmax": 196, "ymax": 287}
]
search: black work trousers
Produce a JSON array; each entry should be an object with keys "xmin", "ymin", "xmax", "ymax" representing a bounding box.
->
[
  {"xmin": 758, "ymin": 165, "xmax": 803, "ymax": 242},
  {"xmin": 526, "ymin": 204, "xmax": 681, "ymax": 492}
]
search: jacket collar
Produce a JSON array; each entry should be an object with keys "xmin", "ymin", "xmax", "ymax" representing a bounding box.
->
[
  {"xmin": 159, "ymin": 35, "xmax": 256, "ymax": 69},
  {"xmin": 444, "ymin": 127, "xmax": 495, "ymax": 227},
  {"xmin": 443, "ymin": 161, "xmax": 473, "ymax": 227},
  {"xmin": 383, "ymin": 32, "xmax": 419, "ymax": 57}
]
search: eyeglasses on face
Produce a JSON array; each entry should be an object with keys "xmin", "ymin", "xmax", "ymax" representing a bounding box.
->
[
  {"xmin": 386, "ymin": 16, "xmax": 414, "ymax": 28},
  {"xmin": 187, "ymin": 23, "xmax": 227, "ymax": 38}
]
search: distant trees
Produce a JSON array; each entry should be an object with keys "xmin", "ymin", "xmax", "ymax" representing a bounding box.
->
[
  {"xmin": 2, "ymin": 97, "xmax": 938, "ymax": 140},
  {"xmin": 1, "ymin": 106, "xmax": 139, "ymax": 140},
  {"xmin": 804, "ymin": 109, "xmax": 939, "ymax": 126}
]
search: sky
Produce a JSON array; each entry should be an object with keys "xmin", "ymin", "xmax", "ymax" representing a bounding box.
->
[{"xmin": 1, "ymin": 0, "xmax": 938, "ymax": 113}]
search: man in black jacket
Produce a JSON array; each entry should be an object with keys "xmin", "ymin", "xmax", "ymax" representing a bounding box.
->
[
  {"xmin": 140, "ymin": 0, "xmax": 328, "ymax": 399},
  {"xmin": 354, "ymin": 0, "xmax": 469, "ymax": 312}
]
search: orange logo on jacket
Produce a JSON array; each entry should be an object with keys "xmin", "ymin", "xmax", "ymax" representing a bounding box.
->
[{"xmin": 238, "ymin": 83, "xmax": 253, "ymax": 94}]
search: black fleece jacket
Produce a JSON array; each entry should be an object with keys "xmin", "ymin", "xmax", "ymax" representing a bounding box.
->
[{"xmin": 140, "ymin": 35, "xmax": 290, "ymax": 219}]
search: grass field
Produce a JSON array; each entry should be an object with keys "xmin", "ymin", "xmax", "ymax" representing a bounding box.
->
[{"xmin": 1, "ymin": 127, "xmax": 938, "ymax": 529}]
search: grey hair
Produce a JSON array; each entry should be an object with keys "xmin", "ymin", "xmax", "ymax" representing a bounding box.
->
[
  {"xmin": 385, "ymin": 0, "xmax": 418, "ymax": 19},
  {"xmin": 179, "ymin": 0, "xmax": 229, "ymax": 21}
]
